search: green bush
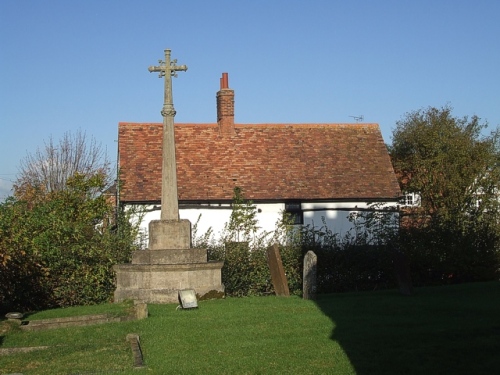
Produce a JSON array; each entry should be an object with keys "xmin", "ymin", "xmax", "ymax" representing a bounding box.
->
[
  {"xmin": 200, "ymin": 189, "xmax": 398, "ymax": 297},
  {"xmin": 209, "ymin": 242, "xmax": 269, "ymax": 296},
  {"xmin": 0, "ymin": 173, "xmax": 142, "ymax": 312},
  {"xmin": 201, "ymin": 193, "xmax": 500, "ymax": 297},
  {"xmin": 400, "ymin": 218, "xmax": 500, "ymax": 286},
  {"xmin": 207, "ymin": 241, "xmax": 303, "ymax": 297},
  {"xmin": 198, "ymin": 188, "xmax": 303, "ymax": 297}
]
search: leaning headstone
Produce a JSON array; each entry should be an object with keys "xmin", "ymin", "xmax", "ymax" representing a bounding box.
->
[
  {"xmin": 303, "ymin": 251, "xmax": 317, "ymax": 300},
  {"xmin": 266, "ymin": 244, "xmax": 290, "ymax": 296},
  {"xmin": 393, "ymin": 250, "xmax": 413, "ymax": 296}
]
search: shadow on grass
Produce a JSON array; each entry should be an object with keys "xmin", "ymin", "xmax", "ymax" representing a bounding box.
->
[{"xmin": 314, "ymin": 282, "xmax": 500, "ymax": 375}]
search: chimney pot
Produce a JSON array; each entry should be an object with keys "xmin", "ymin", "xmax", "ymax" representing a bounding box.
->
[{"xmin": 221, "ymin": 72, "xmax": 229, "ymax": 89}]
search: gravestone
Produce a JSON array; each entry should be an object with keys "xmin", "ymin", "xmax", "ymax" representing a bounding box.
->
[
  {"xmin": 266, "ymin": 244, "xmax": 290, "ymax": 297},
  {"xmin": 134, "ymin": 301, "xmax": 148, "ymax": 320},
  {"xmin": 303, "ymin": 250, "xmax": 317, "ymax": 300},
  {"xmin": 113, "ymin": 49, "xmax": 224, "ymax": 303}
]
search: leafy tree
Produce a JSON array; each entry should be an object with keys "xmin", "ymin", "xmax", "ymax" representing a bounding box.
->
[
  {"xmin": 390, "ymin": 106, "xmax": 500, "ymax": 282},
  {"xmin": 390, "ymin": 105, "xmax": 500, "ymax": 222},
  {"xmin": 224, "ymin": 187, "xmax": 259, "ymax": 243}
]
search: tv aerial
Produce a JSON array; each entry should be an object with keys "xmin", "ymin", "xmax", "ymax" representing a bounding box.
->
[{"xmin": 349, "ymin": 115, "xmax": 364, "ymax": 122}]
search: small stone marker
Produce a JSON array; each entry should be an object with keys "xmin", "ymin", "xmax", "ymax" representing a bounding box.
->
[
  {"xmin": 5, "ymin": 312, "xmax": 23, "ymax": 320},
  {"xmin": 134, "ymin": 301, "xmax": 148, "ymax": 320},
  {"xmin": 4, "ymin": 312, "xmax": 23, "ymax": 327},
  {"xmin": 126, "ymin": 333, "xmax": 145, "ymax": 368},
  {"xmin": 303, "ymin": 251, "xmax": 317, "ymax": 300},
  {"xmin": 266, "ymin": 244, "xmax": 290, "ymax": 296},
  {"xmin": 178, "ymin": 289, "xmax": 198, "ymax": 309}
]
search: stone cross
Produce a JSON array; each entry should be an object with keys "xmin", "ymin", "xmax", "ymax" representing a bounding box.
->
[{"xmin": 148, "ymin": 49, "xmax": 187, "ymax": 220}]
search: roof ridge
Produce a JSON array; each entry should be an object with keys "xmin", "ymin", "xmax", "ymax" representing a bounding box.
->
[{"xmin": 119, "ymin": 122, "xmax": 380, "ymax": 128}]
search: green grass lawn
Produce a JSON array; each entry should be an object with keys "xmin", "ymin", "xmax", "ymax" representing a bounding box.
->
[{"xmin": 1, "ymin": 282, "xmax": 499, "ymax": 374}]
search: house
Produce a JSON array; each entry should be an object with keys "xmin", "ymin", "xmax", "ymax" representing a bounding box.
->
[{"xmin": 118, "ymin": 73, "xmax": 401, "ymax": 244}]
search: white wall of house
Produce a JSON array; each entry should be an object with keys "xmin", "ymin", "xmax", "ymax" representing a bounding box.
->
[
  {"xmin": 304, "ymin": 209, "xmax": 355, "ymax": 237},
  {"xmin": 134, "ymin": 203, "xmax": 284, "ymax": 245},
  {"xmin": 127, "ymin": 200, "xmax": 399, "ymax": 247},
  {"xmin": 302, "ymin": 202, "xmax": 399, "ymax": 239}
]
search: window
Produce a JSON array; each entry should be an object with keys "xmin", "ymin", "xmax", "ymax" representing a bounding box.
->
[
  {"xmin": 402, "ymin": 193, "xmax": 421, "ymax": 207},
  {"xmin": 285, "ymin": 202, "xmax": 303, "ymax": 225}
]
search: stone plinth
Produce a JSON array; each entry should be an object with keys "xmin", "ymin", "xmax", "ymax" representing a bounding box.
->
[
  {"xmin": 148, "ymin": 219, "xmax": 192, "ymax": 249},
  {"xmin": 113, "ymin": 261, "xmax": 224, "ymax": 303},
  {"xmin": 114, "ymin": 219, "xmax": 224, "ymax": 304}
]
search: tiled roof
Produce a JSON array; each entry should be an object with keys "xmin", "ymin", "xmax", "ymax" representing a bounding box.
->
[{"xmin": 118, "ymin": 122, "xmax": 401, "ymax": 203}]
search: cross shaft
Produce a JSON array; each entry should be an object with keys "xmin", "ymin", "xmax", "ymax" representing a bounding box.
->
[{"xmin": 148, "ymin": 49, "xmax": 187, "ymax": 220}]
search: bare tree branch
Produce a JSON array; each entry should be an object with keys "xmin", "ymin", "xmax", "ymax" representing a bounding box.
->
[{"xmin": 15, "ymin": 129, "xmax": 113, "ymax": 198}]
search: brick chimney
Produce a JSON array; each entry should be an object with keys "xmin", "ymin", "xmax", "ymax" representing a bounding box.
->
[{"xmin": 216, "ymin": 72, "xmax": 235, "ymax": 136}]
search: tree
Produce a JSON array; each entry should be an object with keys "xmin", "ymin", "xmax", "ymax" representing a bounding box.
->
[
  {"xmin": 390, "ymin": 105, "xmax": 500, "ymax": 222},
  {"xmin": 0, "ymin": 130, "xmax": 143, "ymax": 311},
  {"xmin": 0, "ymin": 172, "xmax": 142, "ymax": 311},
  {"xmin": 224, "ymin": 187, "xmax": 259, "ymax": 243},
  {"xmin": 390, "ymin": 105, "xmax": 500, "ymax": 283},
  {"xmin": 14, "ymin": 129, "xmax": 112, "ymax": 200}
]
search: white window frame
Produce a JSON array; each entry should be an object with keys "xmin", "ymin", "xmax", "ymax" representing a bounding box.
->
[{"xmin": 402, "ymin": 192, "xmax": 421, "ymax": 207}]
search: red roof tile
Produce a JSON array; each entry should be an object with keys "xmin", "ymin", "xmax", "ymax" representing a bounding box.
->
[{"xmin": 118, "ymin": 122, "xmax": 401, "ymax": 203}]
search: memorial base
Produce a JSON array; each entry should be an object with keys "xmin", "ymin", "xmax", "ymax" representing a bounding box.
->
[
  {"xmin": 113, "ymin": 261, "xmax": 224, "ymax": 303},
  {"xmin": 113, "ymin": 220, "xmax": 224, "ymax": 304}
]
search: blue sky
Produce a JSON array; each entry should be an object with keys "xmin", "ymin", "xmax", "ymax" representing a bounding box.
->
[{"xmin": 1, "ymin": 0, "xmax": 499, "ymax": 200}]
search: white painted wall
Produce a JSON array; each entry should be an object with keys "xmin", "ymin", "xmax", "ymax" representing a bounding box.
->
[
  {"xmin": 303, "ymin": 210, "xmax": 355, "ymax": 238},
  {"xmin": 126, "ymin": 200, "xmax": 399, "ymax": 247},
  {"xmin": 301, "ymin": 201, "xmax": 399, "ymax": 240},
  {"xmin": 132, "ymin": 203, "xmax": 284, "ymax": 246}
]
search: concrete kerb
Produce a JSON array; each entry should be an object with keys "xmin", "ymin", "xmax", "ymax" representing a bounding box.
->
[
  {"xmin": 126, "ymin": 333, "xmax": 146, "ymax": 369},
  {"xmin": 18, "ymin": 302, "xmax": 148, "ymax": 331},
  {"xmin": 1, "ymin": 303, "xmax": 149, "ymax": 371}
]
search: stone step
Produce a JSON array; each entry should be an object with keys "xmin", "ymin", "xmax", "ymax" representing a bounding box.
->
[{"xmin": 114, "ymin": 286, "xmax": 225, "ymax": 304}]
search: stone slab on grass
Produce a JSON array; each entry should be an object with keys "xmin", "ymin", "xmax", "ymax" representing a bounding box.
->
[{"xmin": 20, "ymin": 303, "xmax": 148, "ymax": 331}]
